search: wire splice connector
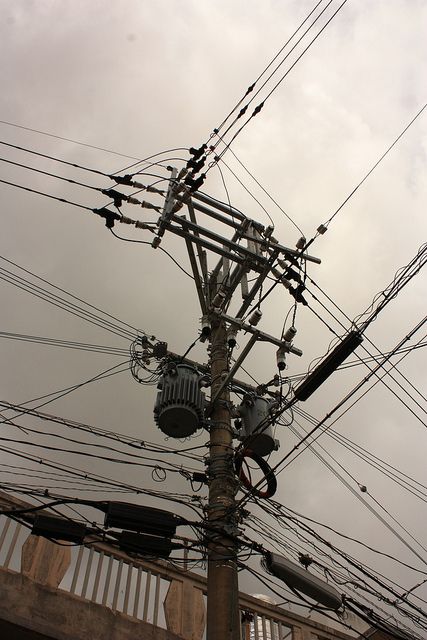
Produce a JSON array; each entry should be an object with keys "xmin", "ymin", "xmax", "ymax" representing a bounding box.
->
[{"xmin": 92, "ymin": 207, "xmax": 121, "ymax": 228}]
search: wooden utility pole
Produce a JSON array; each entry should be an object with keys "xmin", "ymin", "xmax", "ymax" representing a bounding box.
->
[{"xmin": 206, "ymin": 315, "xmax": 240, "ymax": 640}]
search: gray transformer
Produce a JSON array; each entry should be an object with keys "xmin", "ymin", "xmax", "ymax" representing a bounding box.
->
[
  {"xmin": 154, "ymin": 364, "xmax": 205, "ymax": 438},
  {"xmin": 238, "ymin": 395, "xmax": 278, "ymax": 457}
]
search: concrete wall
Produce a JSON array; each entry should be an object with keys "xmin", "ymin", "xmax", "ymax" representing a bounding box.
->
[{"xmin": 0, "ymin": 567, "xmax": 182, "ymax": 640}]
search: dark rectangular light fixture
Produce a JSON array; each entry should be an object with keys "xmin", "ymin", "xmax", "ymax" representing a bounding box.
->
[
  {"xmin": 118, "ymin": 531, "xmax": 180, "ymax": 559},
  {"xmin": 32, "ymin": 515, "xmax": 87, "ymax": 544},
  {"xmin": 265, "ymin": 552, "xmax": 342, "ymax": 610},
  {"xmin": 294, "ymin": 330, "xmax": 363, "ymax": 402},
  {"xmin": 104, "ymin": 502, "xmax": 180, "ymax": 537}
]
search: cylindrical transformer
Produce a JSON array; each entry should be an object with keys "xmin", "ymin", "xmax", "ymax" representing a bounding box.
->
[
  {"xmin": 239, "ymin": 395, "xmax": 277, "ymax": 457},
  {"xmin": 154, "ymin": 364, "xmax": 205, "ymax": 438}
]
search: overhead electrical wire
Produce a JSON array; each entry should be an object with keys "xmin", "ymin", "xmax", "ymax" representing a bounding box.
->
[
  {"xmin": 218, "ymin": 150, "xmax": 304, "ymax": 234},
  {"xmin": 0, "ymin": 120, "xmax": 186, "ymax": 166},
  {"xmin": 288, "ymin": 341, "xmax": 427, "ymax": 382},
  {"xmin": 0, "ymin": 432, "xmax": 202, "ymax": 477},
  {"xmin": 243, "ymin": 520, "xmax": 427, "ymax": 632},
  {"xmin": 211, "ymin": 0, "xmax": 325, "ymax": 138},
  {"xmin": 0, "ymin": 401, "xmax": 205, "ymax": 464},
  {"xmin": 109, "ymin": 228, "xmax": 195, "ymax": 279},
  {"xmin": 0, "ymin": 360, "xmax": 131, "ymax": 425},
  {"xmin": 0, "ymin": 139, "xmax": 110, "ymax": 177},
  {"xmin": 0, "ymin": 446, "xmax": 205, "ymax": 516},
  {"xmin": 252, "ymin": 501, "xmax": 427, "ymax": 626},
  {"xmin": 209, "ymin": 0, "xmax": 349, "ymax": 168},
  {"xmin": 300, "ymin": 102, "xmax": 427, "ymax": 258},
  {"xmin": 0, "ymin": 254, "xmax": 142, "ymax": 340},
  {"xmin": 0, "ymin": 330, "xmax": 129, "ymax": 356},
  {"xmin": 0, "ymin": 155, "xmax": 108, "ymax": 193},
  {"xmin": 237, "ymin": 242, "xmax": 427, "ymax": 457},
  {"xmin": 301, "ymin": 286, "xmax": 427, "ymax": 423},
  {"xmin": 0, "ymin": 176, "xmax": 94, "ymax": 210},
  {"xmin": 303, "ymin": 274, "xmax": 427, "ymax": 404},
  {"xmin": 235, "ymin": 316, "xmax": 427, "ymax": 518},
  {"xmin": 0, "ymin": 138, "xmax": 187, "ymax": 181},
  {"xmin": 293, "ymin": 406, "xmax": 427, "ymax": 504},
  {"xmin": 285, "ymin": 418, "xmax": 427, "ymax": 561},
  {"xmin": 320, "ymin": 102, "xmax": 427, "ymax": 233},
  {"xmin": 211, "ymin": 0, "xmax": 338, "ymax": 145}
]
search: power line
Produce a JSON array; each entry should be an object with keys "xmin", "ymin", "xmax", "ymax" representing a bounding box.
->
[
  {"xmin": 0, "ymin": 330, "xmax": 129, "ymax": 356},
  {"xmin": 0, "ymin": 120, "xmax": 144, "ymax": 161},
  {"xmin": 109, "ymin": 228, "xmax": 195, "ymax": 279},
  {"xmin": 0, "ymin": 360, "xmax": 131, "ymax": 424},
  {"xmin": 211, "ymin": 0, "xmax": 349, "ymax": 167},
  {"xmin": 0, "ymin": 177, "xmax": 93, "ymax": 210},
  {"xmin": 0, "ymin": 256, "xmax": 140, "ymax": 341},
  {"xmin": 0, "ymin": 155, "xmax": 104, "ymax": 192},
  {"xmin": 0, "ymin": 401, "xmax": 205, "ymax": 462},
  {"xmin": 211, "ymin": 0, "xmax": 325, "ymax": 138},
  {"xmin": 0, "ymin": 446, "xmax": 205, "ymax": 517},
  {"xmin": 0, "ymin": 139, "xmax": 110, "ymax": 177},
  {"xmin": 321, "ymin": 102, "xmax": 427, "ymax": 231},
  {"xmin": 213, "ymin": 0, "xmax": 337, "ymax": 145}
]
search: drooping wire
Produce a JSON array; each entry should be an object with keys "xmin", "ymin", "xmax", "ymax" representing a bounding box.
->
[{"xmin": 109, "ymin": 228, "xmax": 195, "ymax": 279}]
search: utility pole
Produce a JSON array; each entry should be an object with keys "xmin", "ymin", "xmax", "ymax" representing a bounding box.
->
[
  {"xmin": 206, "ymin": 314, "xmax": 240, "ymax": 640},
  {"xmin": 139, "ymin": 169, "xmax": 322, "ymax": 640}
]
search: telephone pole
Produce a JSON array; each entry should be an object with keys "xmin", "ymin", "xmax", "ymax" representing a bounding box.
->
[
  {"xmin": 207, "ymin": 315, "xmax": 240, "ymax": 640},
  {"xmin": 140, "ymin": 169, "xmax": 321, "ymax": 640}
]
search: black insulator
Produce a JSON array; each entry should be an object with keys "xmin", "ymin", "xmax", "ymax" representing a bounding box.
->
[
  {"xmin": 93, "ymin": 207, "xmax": 121, "ymax": 229},
  {"xmin": 246, "ymin": 83, "xmax": 255, "ymax": 94},
  {"xmin": 289, "ymin": 284, "xmax": 308, "ymax": 306},
  {"xmin": 114, "ymin": 174, "xmax": 134, "ymax": 186},
  {"xmin": 295, "ymin": 330, "xmax": 363, "ymax": 402},
  {"xmin": 186, "ymin": 156, "xmax": 205, "ymax": 172},
  {"xmin": 189, "ymin": 144, "xmax": 207, "ymax": 160},
  {"xmin": 102, "ymin": 188, "xmax": 124, "ymax": 208},
  {"xmin": 286, "ymin": 267, "xmax": 303, "ymax": 284},
  {"xmin": 185, "ymin": 173, "xmax": 206, "ymax": 192}
]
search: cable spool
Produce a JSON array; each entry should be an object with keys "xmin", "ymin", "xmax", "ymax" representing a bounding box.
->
[
  {"xmin": 154, "ymin": 364, "xmax": 205, "ymax": 437},
  {"xmin": 234, "ymin": 448, "xmax": 277, "ymax": 499}
]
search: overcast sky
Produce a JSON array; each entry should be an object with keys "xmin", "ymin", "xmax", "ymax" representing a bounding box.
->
[{"xmin": 0, "ymin": 0, "xmax": 426, "ymax": 635}]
